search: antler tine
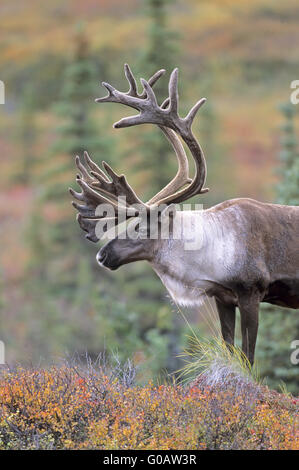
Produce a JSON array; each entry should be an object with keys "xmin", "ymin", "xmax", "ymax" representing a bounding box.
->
[
  {"xmin": 75, "ymin": 154, "xmax": 110, "ymax": 187},
  {"xmin": 77, "ymin": 213, "xmax": 119, "ymax": 242},
  {"xmin": 75, "ymin": 176, "xmax": 124, "ymax": 211},
  {"xmin": 124, "ymin": 63, "xmax": 138, "ymax": 96},
  {"xmin": 96, "ymin": 82, "xmax": 118, "ymax": 103},
  {"xmin": 75, "ymin": 155, "xmax": 92, "ymax": 182},
  {"xmin": 140, "ymin": 78, "xmax": 158, "ymax": 105},
  {"xmin": 168, "ymin": 68, "xmax": 179, "ymax": 115},
  {"xmin": 101, "ymin": 161, "xmax": 146, "ymax": 207},
  {"xmin": 96, "ymin": 83, "xmax": 141, "ymax": 110},
  {"xmin": 84, "ymin": 151, "xmax": 109, "ymax": 182},
  {"xmin": 139, "ymin": 68, "xmax": 166, "ymax": 99},
  {"xmin": 124, "ymin": 63, "xmax": 166, "ymax": 99},
  {"xmin": 184, "ymin": 98, "xmax": 207, "ymax": 130}
]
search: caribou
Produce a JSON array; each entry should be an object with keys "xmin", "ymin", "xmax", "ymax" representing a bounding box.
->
[{"xmin": 70, "ymin": 64, "xmax": 299, "ymax": 365}]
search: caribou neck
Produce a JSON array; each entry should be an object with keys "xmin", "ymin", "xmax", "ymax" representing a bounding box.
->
[{"xmin": 150, "ymin": 209, "xmax": 239, "ymax": 307}]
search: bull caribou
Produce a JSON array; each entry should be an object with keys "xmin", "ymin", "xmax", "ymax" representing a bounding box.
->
[{"xmin": 70, "ymin": 64, "xmax": 299, "ymax": 365}]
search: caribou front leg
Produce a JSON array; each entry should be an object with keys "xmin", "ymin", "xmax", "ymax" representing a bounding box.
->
[
  {"xmin": 215, "ymin": 299, "xmax": 236, "ymax": 347},
  {"xmin": 238, "ymin": 294, "xmax": 260, "ymax": 366}
]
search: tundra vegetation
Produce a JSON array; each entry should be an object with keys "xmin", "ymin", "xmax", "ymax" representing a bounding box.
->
[{"xmin": 0, "ymin": 350, "xmax": 298, "ymax": 450}]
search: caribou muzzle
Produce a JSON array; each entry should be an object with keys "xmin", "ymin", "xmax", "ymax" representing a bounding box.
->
[{"xmin": 97, "ymin": 244, "xmax": 121, "ymax": 271}]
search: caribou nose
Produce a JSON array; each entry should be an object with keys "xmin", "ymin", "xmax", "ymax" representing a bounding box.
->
[{"xmin": 96, "ymin": 249, "xmax": 107, "ymax": 265}]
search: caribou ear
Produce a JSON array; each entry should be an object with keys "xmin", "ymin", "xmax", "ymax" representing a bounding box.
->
[{"xmin": 160, "ymin": 203, "xmax": 177, "ymax": 221}]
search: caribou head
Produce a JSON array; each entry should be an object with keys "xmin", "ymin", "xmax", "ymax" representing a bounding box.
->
[{"xmin": 70, "ymin": 64, "xmax": 208, "ymax": 270}]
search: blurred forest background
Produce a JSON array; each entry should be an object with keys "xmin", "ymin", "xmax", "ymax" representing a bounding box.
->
[{"xmin": 0, "ymin": 0, "xmax": 298, "ymax": 391}]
